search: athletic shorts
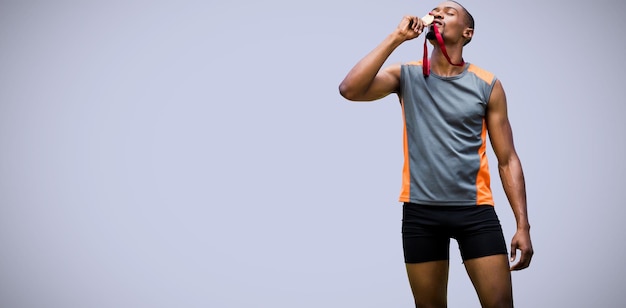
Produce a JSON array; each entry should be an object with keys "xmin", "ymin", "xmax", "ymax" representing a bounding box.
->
[{"xmin": 402, "ymin": 203, "xmax": 508, "ymax": 263}]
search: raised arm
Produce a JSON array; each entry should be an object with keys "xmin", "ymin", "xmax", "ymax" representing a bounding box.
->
[
  {"xmin": 339, "ymin": 16, "xmax": 426, "ymax": 101},
  {"xmin": 486, "ymin": 79, "xmax": 534, "ymax": 271}
]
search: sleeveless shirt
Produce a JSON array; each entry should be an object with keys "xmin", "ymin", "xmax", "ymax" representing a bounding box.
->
[{"xmin": 398, "ymin": 61, "xmax": 497, "ymax": 206}]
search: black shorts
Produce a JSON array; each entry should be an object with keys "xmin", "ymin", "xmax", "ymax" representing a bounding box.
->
[{"xmin": 402, "ymin": 203, "xmax": 508, "ymax": 263}]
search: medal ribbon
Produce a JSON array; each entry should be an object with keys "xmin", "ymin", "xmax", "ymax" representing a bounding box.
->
[{"xmin": 422, "ymin": 22, "xmax": 465, "ymax": 77}]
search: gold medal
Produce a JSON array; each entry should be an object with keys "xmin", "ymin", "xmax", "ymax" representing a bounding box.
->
[{"xmin": 421, "ymin": 14, "xmax": 434, "ymax": 26}]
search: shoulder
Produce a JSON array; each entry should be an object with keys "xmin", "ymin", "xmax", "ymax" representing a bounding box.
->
[
  {"xmin": 385, "ymin": 61, "xmax": 423, "ymax": 72},
  {"xmin": 467, "ymin": 63, "xmax": 496, "ymax": 86},
  {"xmin": 405, "ymin": 60, "xmax": 423, "ymax": 67},
  {"xmin": 381, "ymin": 61, "xmax": 421, "ymax": 81},
  {"xmin": 390, "ymin": 60, "xmax": 423, "ymax": 80}
]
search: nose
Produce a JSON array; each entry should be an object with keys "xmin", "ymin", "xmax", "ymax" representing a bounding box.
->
[{"xmin": 431, "ymin": 11, "xmax": 443, "ymax": 20}]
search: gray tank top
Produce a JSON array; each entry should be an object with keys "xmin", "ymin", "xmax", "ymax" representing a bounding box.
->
[{"xmin": 398, "ymin": 61, "xmax": 497, "ymax": 206}]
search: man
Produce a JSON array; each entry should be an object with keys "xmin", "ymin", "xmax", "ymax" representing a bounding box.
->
[{"xmin": 338, "ymin": 1, "xmax": 533, "ymax": 307}]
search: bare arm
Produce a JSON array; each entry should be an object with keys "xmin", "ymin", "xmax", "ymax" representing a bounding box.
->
[
  {"xmin": 486, "ymin": 79, "xmax": 534, "ymax": 271},
  {"xmin": 338, "ymin": 16, "xmax": 426, "ymax": 101}
]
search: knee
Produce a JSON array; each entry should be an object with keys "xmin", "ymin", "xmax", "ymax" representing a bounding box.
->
[
  {"xmin": 481, "ymin": 295, "xmax": 513, "ymax": 308},
  {"xmin": 414, "ymin": 298, "xmax": 447, "ymax": 308}
]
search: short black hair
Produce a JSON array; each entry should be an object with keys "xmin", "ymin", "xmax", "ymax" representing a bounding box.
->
[{"xmin": 450, "ymin": 1, "xmax": 474, "ymax": 45}]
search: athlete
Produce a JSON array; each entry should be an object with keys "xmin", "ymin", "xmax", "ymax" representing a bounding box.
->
[{"xmin": 338, "ymin": 1, "xmax": 533, "ymax": 307}]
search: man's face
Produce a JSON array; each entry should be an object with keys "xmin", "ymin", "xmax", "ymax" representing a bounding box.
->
[{"xmin": 426, "ymin": 1, "xmax": 469, "ymax": 44}]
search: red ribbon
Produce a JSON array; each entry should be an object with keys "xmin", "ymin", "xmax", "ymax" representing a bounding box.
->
[{"xmin": 423, "ymin": 23, "xmax": 465, "ymax": 77}]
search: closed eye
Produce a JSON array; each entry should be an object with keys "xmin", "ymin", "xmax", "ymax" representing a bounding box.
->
[{"xmin": 444, "ymin": 6, "xmax": 458, "ymax": 15}]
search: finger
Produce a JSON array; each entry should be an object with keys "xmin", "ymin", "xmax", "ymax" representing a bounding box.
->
[
  {"xmin": 509, "ymin": 245, "xmax": 517, "ymax": 263},
  {"xmin": 416, "ymin": 18, "xmax": 425, "ymax": 33},
  {"xmin": 509, "ymin": 258, "xmax": 519, "ymax": 270},
  {"xmin": 511, "ymin": 249, "xmax": 533, "ymax": 271},
  {"xmin": 408, "ymin": 16, "xmax": 419, "ymax": 32},
  {"xmin": 407, "ymin": 16, "xmax": 417, "ymax": 26},
  {"xmin": 520, "ymin": 248, "xmax": 533, "ymax": 268},
  {"xmin": 401, "ymin": 16, "xmax": 412, "ymax": 31},
  {"xmin": 511, "ymin": 257, "xmax": 528, "ymax": 271},
  {"xmin": 414, "ymin": 23, "xmax": 423, "ymax": 35},
  {"xmin": 414, "ymin": 18, "xmax": 426, "ymax": 35},
  {"xmin": 510, "ymin": 259, "xmax": 524, "ymax": 270}
]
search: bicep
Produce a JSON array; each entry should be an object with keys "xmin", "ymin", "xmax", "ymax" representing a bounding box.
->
[
  {"xmin": 356, "ymin": 64, "xmax": 401, "ymax": 101},
  {"xmin": 486, "ymin": 79, "xmax": 517, "ymax": 163}
]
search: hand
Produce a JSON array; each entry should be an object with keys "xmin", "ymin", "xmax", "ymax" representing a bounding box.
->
[
  {"xmin": 509, "ymin": 229, "xmax": 534, "ymax": 271},
  {"xmin": 396, "ymin": 15, "xmax": 426, "ymax": 41}
]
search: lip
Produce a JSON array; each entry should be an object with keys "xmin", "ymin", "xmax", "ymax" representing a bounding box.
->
[{"xmin": 433, "ymin": 20, "xmax": 443, "ymax": 26}]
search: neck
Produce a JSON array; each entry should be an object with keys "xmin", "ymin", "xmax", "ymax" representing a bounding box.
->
[{"xmin": 430, "ymin": 45, "xmax": 465, "ymax": 76}]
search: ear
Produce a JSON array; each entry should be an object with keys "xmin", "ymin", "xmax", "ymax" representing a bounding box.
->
[{"xmin": 463, "ymin": 27, "xmax": 474, "ymax": 42}]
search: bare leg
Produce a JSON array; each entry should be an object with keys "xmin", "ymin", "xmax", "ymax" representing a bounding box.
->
[
  {"xmin": 463, "ymin": 254, "xmax": 513, "ymax": 308},
  {"xmin": 405, "ymin": 260, "xmax": 449, "ymax": 308}
]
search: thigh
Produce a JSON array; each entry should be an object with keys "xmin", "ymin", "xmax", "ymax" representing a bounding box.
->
[
  {"xmin": 402, "ymin": 203, "xmax": 451, "ymax": 263},
  {"xmin": 403, "ymin": 204, "xmax": 452, "ymax": 307},
  {"xmin": 455, "ymin": 205, "xmax": 508, "ymax": 261},
  {"xmin": 464, "ymin": 255, "xmax": 513, "ymax": 308},
  {"xmin": 406, "ymin": 260, "xmax": 449, "ymax": 308}
]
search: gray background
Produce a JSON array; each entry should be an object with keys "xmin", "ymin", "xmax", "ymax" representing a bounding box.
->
[{"xmin": 1, "ymin": 0, "xmax": 624, "ymax": 307}]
